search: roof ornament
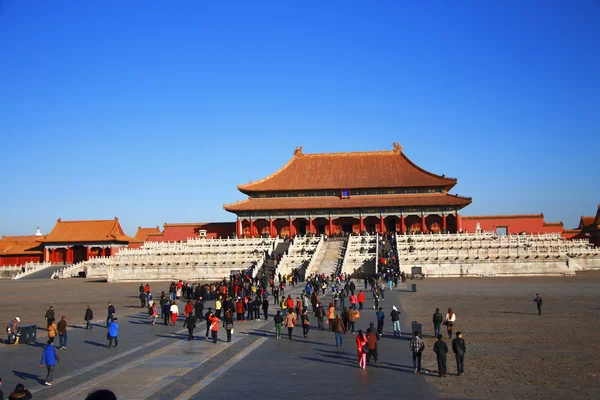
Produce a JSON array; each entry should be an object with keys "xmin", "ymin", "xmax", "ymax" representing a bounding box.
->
[
  {"xmin": 35, "ymin": 227, "xmax": 43, "ymax": 236},
  {"xmin": 392, "ymin": 142, "xmax": 402, "ymax": 153},
  {"xmin": 294, "ymin": 146, "xmax": 303, "ymax": 156}
]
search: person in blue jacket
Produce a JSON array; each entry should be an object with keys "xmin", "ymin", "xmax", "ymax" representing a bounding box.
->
[
  {"xmin": 40, "ymin": 339, "xmax": 60, "ymax": 386},
  {"xmin": 108, "ymin": 318, "xmax": 119, "ymax": 348}
]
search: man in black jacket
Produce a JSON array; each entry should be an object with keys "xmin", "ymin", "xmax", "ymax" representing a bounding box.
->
[
  {"xmin": 185, "ymin": 314, "xmax": 196, "ymax": 341},
  {"xmin": 106, "ymin": 303, "xmax": 115, "ymax": 327},
  {"xmin": 84, "ymin": 306, "xmax": 94, "ymax": 330},
  {"xmin": 45, "ymin": 306, "xmax": 55, "ymax": 327},
  {"xmin": 195, "ymin": 297, "xmax": 204, "ymax": 322},
  {"xmin": 534, "ymin": 294, "xmax": 543, "ymax": 315},
  {"xmin": 432, "ymin": 308, "xmax": 443, "ymax": 337},
  {"xmin": 452, "ymin": 331, "xmax": 466, "ymax": 376},
  {"xmin": 433, "ymin": 334, "xmax": 448, "ymax": 377},
  {"xmin": 204, "ymin": 309, "xmax": 213, "ymax": 340},
  {"xmin": 315, "ymin": 303, "xmax": 325, "ymax": 330}
]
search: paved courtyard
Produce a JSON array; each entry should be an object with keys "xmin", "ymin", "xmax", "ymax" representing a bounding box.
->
[
  {"xmin": 0, "ymin": 272, "xmax": 599, "ymax": 399},
  {"xmin": 399, "ymin": 271, "xmax": 600, "ymax": 399}
]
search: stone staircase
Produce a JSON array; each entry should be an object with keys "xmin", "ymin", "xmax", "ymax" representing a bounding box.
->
[
  {"xmin": 315, "ymin": 240, "xmax": 345, "ymax": 277},
  {"xmin": 259, "ymin": 241, "xmax": 291, "ymax": 279}
]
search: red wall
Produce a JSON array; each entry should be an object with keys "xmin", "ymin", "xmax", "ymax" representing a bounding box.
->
[
  {"xmin": 0, "ymin": 255, "xmax": 43, "ymax": 266},
  {"xmin": 158, "ymin": 223, "xmax": 236, "ymax": 242},
  {"xmin": 462, "ymin": 215, "xmax": 565, "ymax": 236}
]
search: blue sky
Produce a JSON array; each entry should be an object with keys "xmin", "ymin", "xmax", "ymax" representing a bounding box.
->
[{"xmin": 1, "ymin": 0, "xmax": 598, "ymax": 237}]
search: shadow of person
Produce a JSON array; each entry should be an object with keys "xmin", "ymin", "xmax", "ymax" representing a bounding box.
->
[{"xmin": 12, "ymin": 370, "xmax": 44, "ymax": 384}]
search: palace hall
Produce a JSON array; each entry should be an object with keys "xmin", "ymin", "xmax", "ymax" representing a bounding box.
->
[{"xmin": 224, "ymin": 143, "xmax": 473, "ymax": 238}]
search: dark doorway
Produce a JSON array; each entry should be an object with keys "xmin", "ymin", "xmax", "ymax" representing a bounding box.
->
[
  {"xmin": 317, "ymin": 224, "xmax": 326, "ymax": 235},
  {"xmin": 387, "ymin": 218, "xmax": 397, "ymax": 233},
  {"xmin": 367, "ymin": 224, "xmax": 376, "ymax": 234},
  {"xmin": 297, "ymin": 220, "xmax": 307, "ymax": 235},
  {"xmin": 73, "ymin": 246, "xmax": 87, "ymax": 264},
  {"xmin": 341, "ymin": 224, "xmax": 353, "ymax": 234}
]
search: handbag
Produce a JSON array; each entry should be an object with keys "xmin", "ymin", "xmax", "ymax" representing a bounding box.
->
[{"xmin": 106, "ymin": 333, "xmax": 110, "ymax": 340}]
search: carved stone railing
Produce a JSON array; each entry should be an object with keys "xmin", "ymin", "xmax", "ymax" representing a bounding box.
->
[{"xmin": 12, "ymin": 262, "xmax": 53, "ymax": 280}]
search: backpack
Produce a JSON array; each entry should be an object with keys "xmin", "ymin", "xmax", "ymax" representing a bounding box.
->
[{"xmin": 410, "ymin": 338, "xmax": 423, "ymax": 353}]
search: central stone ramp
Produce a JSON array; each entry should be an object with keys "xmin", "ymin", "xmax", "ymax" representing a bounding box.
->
[{"xmin": 315, "ymin": 240, "xmax": 344, "ymax": 277}]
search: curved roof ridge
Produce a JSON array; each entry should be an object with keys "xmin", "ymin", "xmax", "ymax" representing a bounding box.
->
[
  {"xmin": 400, "ymin": 152, "xmax": 457, "ymax": 182},
  {"xmin": 238, "ymin": 156, "xmax": 298, "ymax": 191}
]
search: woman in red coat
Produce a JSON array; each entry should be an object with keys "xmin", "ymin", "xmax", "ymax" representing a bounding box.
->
[
  {"xmin": 356, "ymin": 329, "xmax": 368, "ymax": 369},
  {"xmin": 357, "ymin": 291, "xmax": 366, "ymax": 311}
]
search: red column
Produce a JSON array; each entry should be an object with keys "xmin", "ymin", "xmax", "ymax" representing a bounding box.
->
[
  {"xmin": 85, "ymin": 245, "xmax": 90, "ymax": 261},
  {"xmin": 308, "ymin": 217, "xmax": 314, "ymax": 234},
  {"xmin": 456, "ymin": 212, "xmax": 463, "ymax": 233},
  {"xmin": 421, "ymin": 214, "xmax": 428, "ymax": 233},
  {"xmin": 249, "ymin": 218, "xmax": 255, "ymax": 238},
  {"xmin": 269, "ymin": 217, "xmax": 274, "ymax": 238},
  {"xmin": 400, "ymin": 215, "xmax": 406, "ymax": 234},
  {"xmin": 329, "ymin": 216, "xmax": 333, "ymax": 235},
  {"xmin": 380, "ymin": 215, "xmax": 386, "ymax": 233},
  {"xmin": 289, "ymin": 218, "xmax": 293, "ymax": 237},
  {"xmin": 442, "ymin": 214, "xmax": 447, "ymax": 232},
  {"xmin": 236, "ymin": 219, "xmax": 241, "ymax": 238},
  {"xmin": 359, "ymin": 215, "xmax": 365, "ymax": 233}
]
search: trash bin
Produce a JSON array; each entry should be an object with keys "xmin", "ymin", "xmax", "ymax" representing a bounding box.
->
[
  {"xmin": 412, "ymin": 283, "xmax": 417, "ymax": 292},
  {"xmin": 411, "ymin": 321, "xmax": 422, "ymax": 338},
  {"xmin": 20, "ymin": 324, "xmax": 37, "ymax": 344}
]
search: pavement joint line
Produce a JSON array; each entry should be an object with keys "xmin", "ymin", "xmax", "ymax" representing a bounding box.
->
[
  {"xmin": 30, "ymin": 327, "xmax": 186, "ymax": 396},
  {"xmin": 175, "ymin": 336, "xmax": 269, "ymax": 400},
  {"xmin": 47, "ymin": 328, "xmax": 191, "ymax": 400}
]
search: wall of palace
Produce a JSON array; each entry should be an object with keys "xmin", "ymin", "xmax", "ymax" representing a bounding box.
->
[{"xmin": 461, "ymin": 215, "xmax": 565, "ymax": 236}]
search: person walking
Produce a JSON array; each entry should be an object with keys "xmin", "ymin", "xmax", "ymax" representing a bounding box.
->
[
  {"xmin": 47, "ymin": 319, "xmax": 57, "ymax": 342},
  {"xmin": 410, "ymin": 331, "xmax": 425, "ymax": 374},
  {"xmin": 327, "ymin": 303, "xmax": 335, "ymax": 331},
  {"xmin": 366, "ymin": 324, "xmax": 379, "ymax": 363},
  {"xmin": 139, "ymin": 291, "xmax": 146, "ymax": 308},
  {"xmin": 316, "ymin": 303, "xmax": 325, "ymax": 330},
  {"xmin": 185, "ymin": 313, "xmax": 196, "ymax": 341},
  {"xmin": 162, "ymin": 301, "xmax": 171, "ymax": 326},
  {"xmin": 57, "ymin": 316, "xmax": 68, "ymax": 350},
  {"xmin": 444, "ymin": 308, "xmax": 456, "ymax": 339},
  {"xmin": 355, "ymin": 330, "xmax": 368, "ymax": 369},
  {"xmin": 84, "ymin": 306, "xmax": 94, "ymax": 330},
  {"xmin": 390, "ymin": 306, "xmax": 401, "ymax": 336},
  {"xmin": 301, "ymin": 309, "xmax": 310, "ymax": 338},
  {"xmin": 45, "ymin": 306, "xmax": 55, "ymax": 327},
  {"xmin": 195, "ymin": 297, "xmax": 205, "ymax": 322},
  {"xmin": 273, "ymin": 311, "xmax": 283, "ymax": 339},
  {"xmin": 107, "ymin": 318, "xmax": 119, "ymax": 348},
  {"xmin": 376, "ymin": 307, "xmax": 385, "ymax": 336},
  {"xmin": 209, "ymin": 313, "xmax": 220, "ymax": 343},
  {"xmin": 534, "ymin": 293, "xmax": 543, "ymax": 315},
  {"xmin": 452, "ymin": 331, "xmax": 466, "ymax": 376},
  {"xmin": 357, "ymin": 291, "xmax": 365, "ymax": 311},
  {"xmin": 6, "ymin": 317, "xmax": 20, "ymax": 346},
  {"xmin": 106, "ymin": 303, "xmax": 115, "ymax": 327},
  {"xmin": 223, "ymin": 309, "xmax": 234, "ymax": 343},
  {"xmin": 433, "ymin": 334, "xmax": 449, "ymax": 377},
  {"xmin": 349, "ymin": 293, "xmax": 357, "ymax": 310},
  {"xmin": 170, "ymin": 302, "xmax": 179, "ymax": 326},
  {"xmin": 285, "ymin": 309, "xmax": 296, "ymax": 340},
  {"xmin": 40, "ymin": 339, "xmax": 60, "ymax": 385},
  {"xmin": 348, "ymin": 308, "xmax": 357, "ymax": 333},
  {"xmin": 149, "ymin": 302, "xmax": 158, "ymax": 325},
  {"xmin": 262, "ymin": 297, "xmax": 269, "ymax": 320},
  {"xmin": 432, "ymin": 308, "xmax": 443, "ymax": 337},
  {"xmin": 204, "ymin": 308, "xmax": 214, "ymax": 340},
  {"xmin": 332, "ymin": 314, "xmax": 345, "ymax": 347}
]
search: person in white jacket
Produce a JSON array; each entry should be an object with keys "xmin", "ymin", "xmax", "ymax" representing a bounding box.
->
[
  {"xmin": 170, "ymin": 302, "xmax": 179, "ymax": 326},
  {"xmin": 445, "ymin": 308, "xmax": 456, "ymax": 338}
]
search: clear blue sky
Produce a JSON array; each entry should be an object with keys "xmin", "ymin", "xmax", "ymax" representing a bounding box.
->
[{"xmin": 1, "ymin": 0, "xmax": 599, "ymax": 237}]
